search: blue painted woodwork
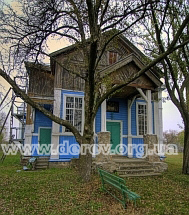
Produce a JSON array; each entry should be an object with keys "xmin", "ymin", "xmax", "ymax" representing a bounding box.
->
[
  {"xmin": 95, "ymin": 106, "xmax": 101, "ymax": 133},
  {"xmin": 106, "ymin": 98, "xmax": 128, "ymax": 135},
  {"xmin": 34, "ymin": 104, "xmax": 52, "ymax": 133},
  {"xmin": 59, "ymin": 136, "xmax": 79, "ymax": 159},
  {"xmin": 132, "ymin": 138, "xmax": 144, "ymax": 158},
  {"xmin": 31, "ymin": 136, "xmax": 38, "ymax": 156},
  {"xmin": 122, "ymin": 137, "xmax": 128, "ymax": 156},
  {"xmin": 30, "ymin": 91, "xmax": 157, "ymax": 160}
]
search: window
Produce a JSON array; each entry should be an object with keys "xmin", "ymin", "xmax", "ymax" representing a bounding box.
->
[
  {"xmin": 65, "ymin": 96, "xmax": 83, "ymax": 132},
  {"xmin": 108, "ymin": 51, "xmax": 118, "ymax": 65},
  {"xmin": 107, "ymin": 101, "xmax": 119, "ymax": 112},
  {"xmin": 138, "ymin": 104, "xmax": 147, "ymax": 135}
]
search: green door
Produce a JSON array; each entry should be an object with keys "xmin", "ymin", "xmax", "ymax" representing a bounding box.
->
[
  {"xmin": 106, "ymin": 121, "xmax": 121, "ymax": 154},
  {"xmin": 39, "ymin": 128, "xmax": 51, "ymax": 155}
]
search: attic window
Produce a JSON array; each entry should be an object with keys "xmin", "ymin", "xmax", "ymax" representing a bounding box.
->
[
  {"xmin": 107, "ymin": 101, "xmax": 119, "ymax": 112},
  {"xmin": 108, "ymin": 51, "xmax": 118, "ymax": 65}
]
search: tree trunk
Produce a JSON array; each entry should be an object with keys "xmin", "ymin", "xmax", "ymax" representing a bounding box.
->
[
  {"xmin": 78, "ymin": 136, "xmax": 94, "ymax": 182},
  {"xmin": 182, "ymin": 123, "xmax": 189, "ymax": 174},
  {"xmin": 183, "ymin": 85, "xmax": 189, "ymax": 174}
]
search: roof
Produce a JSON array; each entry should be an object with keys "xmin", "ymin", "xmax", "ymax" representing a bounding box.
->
[
  {"xmin": 24, "ymin": 61, "xmax": 51, "ymax": 74},
  {"xmin": 49, "ymin": 32, "xmax": 162, "ymax": 78},
  {"xmin": 49, "ymin": 31, "xmax": 145, "ymax": 58},
  {"xmin": 50, "ymin": 43, "xmax": 78, "ymax": 57}
]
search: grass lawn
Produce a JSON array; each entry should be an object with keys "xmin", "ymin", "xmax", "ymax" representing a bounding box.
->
[{"xmin": 0, "ymin": 153, "xmax": 189, "ymax": 215}]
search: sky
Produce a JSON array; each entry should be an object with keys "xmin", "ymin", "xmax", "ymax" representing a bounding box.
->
[
  {"xmin": 0, "ymin": 0, "xmax": 184, "ymax": 133},
  {"xmin": 162, "ymin": 92, "xmax": 183, "ymax": 131}
]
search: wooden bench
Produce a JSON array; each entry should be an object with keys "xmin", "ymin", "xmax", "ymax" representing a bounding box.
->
[{"xmin": 98, "ymin": 168, "xmax": 140, "ymax": 208}]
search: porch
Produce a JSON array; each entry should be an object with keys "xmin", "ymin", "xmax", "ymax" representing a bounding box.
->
[{"xmin": 93, "ymin": 131, "xmax": 168, "ymax": 177}]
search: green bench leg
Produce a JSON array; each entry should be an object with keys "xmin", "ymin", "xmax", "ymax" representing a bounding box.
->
[
  {"xmin": 120, "ymin": 184, "xmax": 127, "ymax": 209},
  {"xmin": 99, "ymin": 171, "xmax": 105, "ymax": 190}
]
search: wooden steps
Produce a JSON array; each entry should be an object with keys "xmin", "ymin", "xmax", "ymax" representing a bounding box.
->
[
  {"xmin": 20, "ymin": 157, "xmax": 30, "ymax": 166},
  {"xmin": 35, "ymin": 157, "xmax": 49, "ymax": 170}
]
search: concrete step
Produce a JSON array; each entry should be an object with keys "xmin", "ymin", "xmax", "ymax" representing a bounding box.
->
[
  {"xmin": 112, "ymin": 156, "xmax": 145, "ymax": 160},
  {"xmin": 119, "ymin": 172, "xmax": 161, "ymax": 177},
  {"xmin": 119, "ymin": 164, "xmax": 153, "ymax": 170},
  {"xmin": 112, "ymin": 155, "xmax": 128, "ymax": 159},
  {"xmin": 113, "ymin": 158, "xmax": 148, "ymax": 164},
  {"xmin": 117, "ymin": 168, "xmax": 155, "ymax": 175}
]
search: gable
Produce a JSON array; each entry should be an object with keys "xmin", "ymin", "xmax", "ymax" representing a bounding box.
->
[
  {"xmin": 50, "ymin": 33, "xmax": 162, "ymax": 92},
  {"xmin": 100, "ymin": 53, "xmax": 162, "ymax": 89}
]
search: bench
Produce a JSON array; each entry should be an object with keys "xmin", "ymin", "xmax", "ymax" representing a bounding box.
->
[{"xmin": 98, "ymin": 168, "xmax": 140, "ymax": 208}]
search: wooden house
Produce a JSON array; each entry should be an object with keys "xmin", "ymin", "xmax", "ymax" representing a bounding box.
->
[{"xmin": 24, "ymin": 34, "xmax": 164, "ymax": 167}]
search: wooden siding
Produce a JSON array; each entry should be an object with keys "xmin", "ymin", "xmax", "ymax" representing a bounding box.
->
[
  {"xmin": 122, "ymin": 137, "xmax": 128, "ymax": 156},
  {"xmin": 26, "ymin": 96, "xmax": 53, "ymax": 125},
  {"xmin": 109, "ymin": 62, "xmax": 156, "ymax": 89},
  {"xmin": 95, "ymin": 98, "xmax": 155, "ymax": 137},
  {"xmin": 28, "ymin": 69, "xmax": 54, "ymax": 97},
  {"xmin": 98, "ymin": 39, "xmax": 131, "ymax": 66},
  {"xmin": 53, "ymin": 38, "xmax": 136, "ymax": 91},
  {"xmin": 31, "ymin": 136, "xmax": 38, "ymax": 156},
  {"xmin": 59, "ymin": 136, "xmax": 79, "ymax": 159},
  {"xmin": 34, "ymin": 105, "xmax": 53, "ymax": 133},
  {"xmin": 54, "ymin": 64, "xmax": 85, "ymax": 91},
  {"xmin": 132, "ymin": 138, "xmax": 144, "ymax": 158},
  {"xmin": 26, "ymin": 105, "xmax": 33, "ymax": 125},
  {"xmin": 95, "ymin": 107, "xmax": 101, "ymax": 133},
  {"xmin": 106, "ymin": 98, "xmax": 128, "ymax": 135}
]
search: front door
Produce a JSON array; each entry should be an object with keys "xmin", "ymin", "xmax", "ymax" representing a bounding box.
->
[
  {"xmin": 39, "ymin": 128, "xmax": 51, "ymax": 155},
  {"xmin": 106, "ymin": 121, "xmax": 121, "ymax": 154}
]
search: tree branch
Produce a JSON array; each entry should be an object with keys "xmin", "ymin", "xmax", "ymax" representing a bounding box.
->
[
  {"xmin": 0, "ymin": 68, "xmax": 83, "ymax": 144},
  {"xmin": 94, "ymin": 35, "xmax": 189, "ymax": 114}
]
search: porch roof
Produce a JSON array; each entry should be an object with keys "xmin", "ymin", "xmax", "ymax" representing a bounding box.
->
[{"xmin": 99, "ymin": 53, "xmax": 162, "ymax": 99}]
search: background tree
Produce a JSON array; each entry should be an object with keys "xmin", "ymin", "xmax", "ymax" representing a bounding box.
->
[
  {"xmin": 163, "ymin": 130, "xmax": 178, "ymax": 145},
  {"xmin": 0, "ymin": 0, "xmax": 189, "ymax": 180},
  {"xmin": 163, "ymin": 130, "xmax": 184, "ymax": 152},
  {"xmin": 0, "ymin": 112, "xmax": 8, "ymax": 146},
  {"xmin": 178, "ymin": 130, "xmax": 185, "ymax": 146},
  {"xmin": 131, "ymin": 0, "xmax": 189, "ymax": 174}
]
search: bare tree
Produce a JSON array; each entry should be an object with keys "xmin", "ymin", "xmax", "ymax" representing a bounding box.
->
[
  {"xmin": 0, "ymin": 0, "xmax": 189, "ymax": 180},
  {"xmin": 130, "ymin": 0, "xmax": 189, "ymax": 174},
  {"xmin": 0, "ymin": 112, "xmax": 7, "ymax": 144},
  {"xmin": 163, "ymin": 130, "xmax": 178, "ymax": 145}
]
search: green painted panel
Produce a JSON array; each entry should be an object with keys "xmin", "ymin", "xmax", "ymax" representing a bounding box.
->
[
  {"xmin": 106, "ymin": 121, "xmax": 120, "ymax": 154},
  {"xmin": 39, "ymin": 128, "xmax": 51, "ymax": 155}
]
